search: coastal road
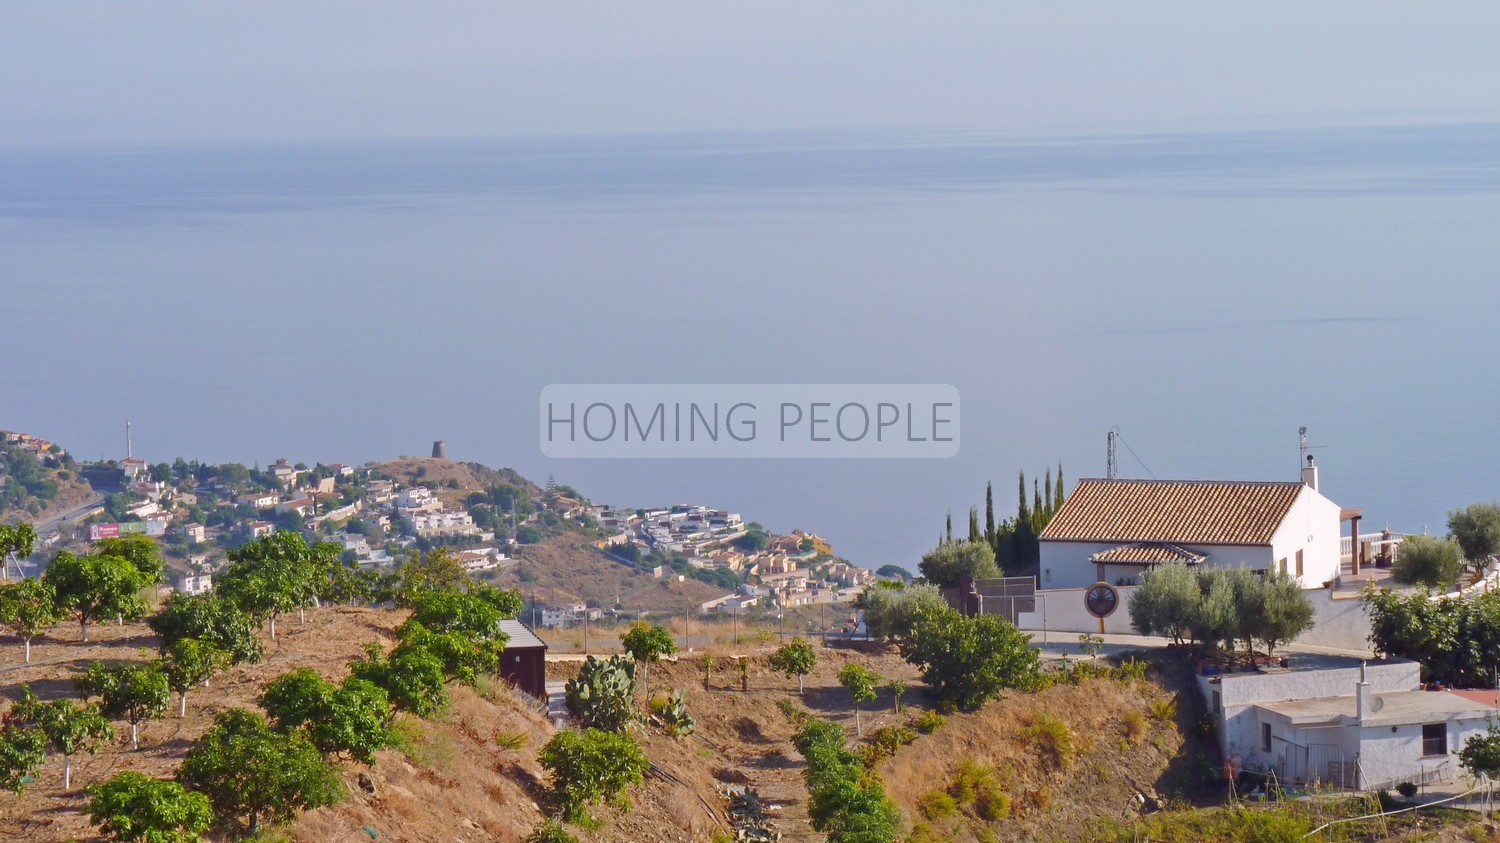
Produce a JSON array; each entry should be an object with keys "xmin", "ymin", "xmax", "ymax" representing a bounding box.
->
[
  {"xmin": 4, "ymin": 491, "xmax": 106, "ymax": 578},
  {"xmin": 32, "ymin": 491, "xmax": 106, "ymax": 534}
]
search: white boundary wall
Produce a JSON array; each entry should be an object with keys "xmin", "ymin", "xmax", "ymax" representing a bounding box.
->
[{"xmin": 1018, "ymin": 566, "xmax": 1500, "ymax": 653}]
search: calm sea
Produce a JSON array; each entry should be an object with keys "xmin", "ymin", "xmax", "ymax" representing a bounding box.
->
[{"xmin": 3, "ymin": 123, "xmax": 1499, "ymax": 567}]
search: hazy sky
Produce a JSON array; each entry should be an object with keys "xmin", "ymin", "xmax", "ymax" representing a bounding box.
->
[{"xmin": 6, "ymin": 2, "xmax": 1500, "ymax": 147}]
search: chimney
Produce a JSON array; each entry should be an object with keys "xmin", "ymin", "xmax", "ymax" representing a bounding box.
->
[
  {"xmin": 1355, "ymin": 660, "xmax": 1372, "ymax": 722},
  {"xmin": 1301, "ymin": 454, "xmax": 1319, "ymax": 491}
]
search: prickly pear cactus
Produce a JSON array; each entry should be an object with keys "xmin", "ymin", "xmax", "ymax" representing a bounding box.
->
[
  {"xmin": 651, "ymin": 689, "xmax": 696, "ymax": 737},
  {"xmin": 564, "ymin": 655, "xmax": 638, "ymax": 731}
]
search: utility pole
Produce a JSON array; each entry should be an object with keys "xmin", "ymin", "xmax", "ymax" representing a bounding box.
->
[
  {"xmin": 125, "ymin": 417, "xmax": 133, "ymax": 460},
  {"xmin": 1106, "ymin": 428, "xmax": 1118, "ymax": 480},
  {"xmin": 732, "ymin": 606, "xmax": 738, "ymax": 645}
]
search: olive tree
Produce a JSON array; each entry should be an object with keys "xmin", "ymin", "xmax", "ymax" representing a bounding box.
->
[
  {"xmin": 1392, "ymin": 535, "xmax": 1464, "ymax": 588},
  {"xmin": 1449, "ymin": 503, "xmax": 1500, "ymax": 574},
  {"xmin": 917, "ymin": 541, "xmax": 1000, "ymax": 589}
]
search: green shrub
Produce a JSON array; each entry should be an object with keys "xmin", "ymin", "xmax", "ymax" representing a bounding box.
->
[
  {"xmin": 539, "ymin": 728, "xmax": 648, "ymax": 825},
  {"xmin": 976, "ymin": 788, "xmax": 1011, "ymax": 822},
  {"xmin": 523, "ymin": 818, "xmax": 579, "ymax": 843},
  {"xmin": 912, "ymin": 710, "xmax": 947, "ymax": 734},
  {"xmin": 1021, "ymin": 715, "xmax": 1075, "ymax": 769},
  {"xmin": 919, "ymin": 789, "xmax": 958, "ymax": 820},
  {"xmin": 1148, "ymin": 698, "xmax": 1177, "ymax": 723},
  {"xmin": 777, "ymin": 697, "xmax": 810, "ymax": 725}
]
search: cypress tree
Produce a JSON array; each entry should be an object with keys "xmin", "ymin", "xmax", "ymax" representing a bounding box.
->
[
  {"xmin": 968, "ymin": 507, "xmax": 981, "ymax": 543},
  {"xmin": 945, "ymin": 511, "xmax": 953, "ymax": 545},
  {"xmin": 1017, "ymin": 472, "xmax": 1029, "ymax": 525},
  {"xmin": 984, "ymin": 482, "xmax": 995, "ymax": 544},
  {"xmin": 1055, "ymin": 463, "xmax": 1065, "ymax": 512},
  {"xmin": 1044, "ymin": 469, "xmax": 1053, "ymax": 515}
]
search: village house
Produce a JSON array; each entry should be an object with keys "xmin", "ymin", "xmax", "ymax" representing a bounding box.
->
[
  {"xmin": 276, "ymin": 497, "xmax": 315, "ymax": 517},
  {"xmin": 1203, "ymin": 655, "xmax": 1497, "ymax": 791},
  {"xmin": 268, "ymin": 458, "xmax": 300, "ymax": 485},
  {"xmin": 175, "ymin": 572, "xmax": 213, "ymax": 596},
  {"xmin": 250, "ymin": 520, "xmax": 274, "ymax": 538},
  {"xmin": 238, "ymin": 490, "xmax": 280, "ymax": 509},
  {"xmin": 183, "ymin": 523, "xmax": 207, "ymax": 544},
  {"xmin": 329, "ymin": 532, "xmax": 371, "ymax": 559},
  {"xmin": 119, "ymin": 457, "xmax": 150, "ymax": 483},
  {"xmin": 1038, "ymin": 459, "xmax": 1345, "ymax": 589}
]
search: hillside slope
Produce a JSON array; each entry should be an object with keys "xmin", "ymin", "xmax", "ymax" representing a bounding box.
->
[{"xmin": 879, "ymin": 665, "xmax": 1190, "ymax": 843}]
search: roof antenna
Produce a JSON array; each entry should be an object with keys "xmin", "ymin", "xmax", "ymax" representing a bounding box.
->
[
  {"xmin": 1298, "ymin": 426, "xmax": 1308, "ymax": 470},
  {"xmin": 1106, "ymin": 427, "xmax": 1119, "ymax": 480}
]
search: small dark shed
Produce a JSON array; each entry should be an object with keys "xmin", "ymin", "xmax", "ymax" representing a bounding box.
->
[{"xmin": 498, "ymin": 619, "xmax": 548, "ymax": 701}]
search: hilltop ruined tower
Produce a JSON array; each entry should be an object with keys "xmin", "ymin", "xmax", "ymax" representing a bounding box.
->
[{"xmin": 432, "ymin": 440, "xmax": 446, "ymax": 459}]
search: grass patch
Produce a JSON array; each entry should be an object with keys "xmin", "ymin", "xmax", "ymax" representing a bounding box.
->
[
  {"xmin": 495, "ymin": 729, "xmax": 527, "ymax": 751},
  {"xmin": 1021, "ymin": 714, "xmax": 1075, "ymax": 769},
  {"xmin": 389, "ymin": 717, "xmax": 460, "ymax": 769},
  {"xmin": 1122, "ymin": 709, "xmax": 1149, "ymax": 746}
]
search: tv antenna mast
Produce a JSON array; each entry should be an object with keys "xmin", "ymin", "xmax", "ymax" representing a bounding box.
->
[{"xmin": 1106, "ymin": 427, "xmax": 1119, "ymax": 480}]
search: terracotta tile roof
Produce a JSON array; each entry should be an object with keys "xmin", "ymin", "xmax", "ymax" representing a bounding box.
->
[
  {"xmin": 1089, "ymin": 542, "xmax": 1208, "ymax": 565},
  {"xmin": 1041, "ymin": 479, "xmax": 1305, "ymax": 546}
]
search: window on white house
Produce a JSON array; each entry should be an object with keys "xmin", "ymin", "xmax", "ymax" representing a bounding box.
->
[
  {"xmin": 1422, "ymin": 723, "xmax": 1448, "ymax": 756},
  {"xmin": 1262, "ymin": 723, "xmax": 1272, "ymax": 752},
  {"xmin": 1295, "ymin": 550, "xmax": 1304, "ymax": 578},
  {"xmin": 1212, "ymin": 690, "xmax": 1221, "ymax": 713}
]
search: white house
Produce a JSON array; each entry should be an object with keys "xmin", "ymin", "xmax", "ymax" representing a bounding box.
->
[
  {"xmin": 1201, "ymin": 655, "xmax": 1497, "ymax": 790},
  {"xmin": 176, "ymin": 573, "xmax": 213, "ymax": 596},
  {"xmin": 239, "ymin": 490, "xmax": 280, "ymax": 509},
  {"xmin": 183, "ymin": 523, "xmax": 207, "ymax": 544},
  {"xmin": 1038, "ymin": 464, "xmax": 1343, "ymax": 590},
  {"xmin": 269, "ymin": 458, "xmax": 299, "ymax": 485}
]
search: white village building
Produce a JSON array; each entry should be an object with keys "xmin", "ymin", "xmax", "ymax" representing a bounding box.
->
[
  {"xmin": 1202, "ymin": 654, "xmax": 1497, "ymax": 790},
  {"xmin": 1038, "ymin": 458, "xmax": 1345, "ymax": 590}
]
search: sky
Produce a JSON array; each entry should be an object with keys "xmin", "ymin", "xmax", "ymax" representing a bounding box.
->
[
  {"xmin": 5, "ymin": 3, "xmax": 1500, "ymax": 147},
  {"xmin": 5, "ymin": 4, "xmax": 1500, "ymax": 568}
]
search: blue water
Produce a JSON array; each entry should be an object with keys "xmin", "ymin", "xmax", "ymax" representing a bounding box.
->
[{"xmin": 3, "ymin": 123, "xmax": 1499, "ymax": 567}]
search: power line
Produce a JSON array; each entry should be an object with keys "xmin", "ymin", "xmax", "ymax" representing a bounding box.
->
[{"xmin": 1114, "ymin": 432, "xmax": 1157, "ymax": 480}]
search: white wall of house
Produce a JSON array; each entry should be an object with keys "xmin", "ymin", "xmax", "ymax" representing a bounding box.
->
[
  {"xmin": 1040, "ymin": 541, "xmax": 1276, "ymax": 589},
  {"xmin": 1269, "ymin": 488, "xmax": 1343, "ymax": 587},
  {"xmin": 1016, "ymin": 585, "xmax": 1139, "ymax": 635},
  {"xmin": 1200, "ymin": 660, "xmax": 1418, "ymax": 761},
  {"xmin": 1355, "ymin": 719, "xmax": 1488, "ymax": 790}
]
